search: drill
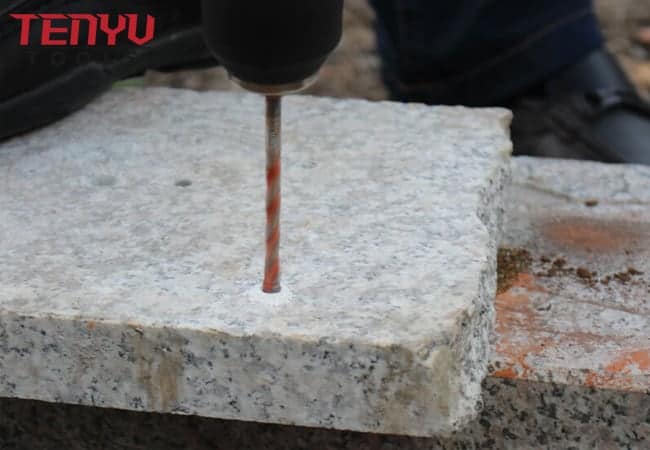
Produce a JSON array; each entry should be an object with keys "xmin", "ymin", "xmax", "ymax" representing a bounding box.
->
[{"xmin": 201, "ymin": 0, "xmax": 344, "ymax": 293}]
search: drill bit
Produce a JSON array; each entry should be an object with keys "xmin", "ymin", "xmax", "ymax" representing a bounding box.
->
[{"xmin": 263, "ymin": 95, "xmax": 282, "ymax": 293}]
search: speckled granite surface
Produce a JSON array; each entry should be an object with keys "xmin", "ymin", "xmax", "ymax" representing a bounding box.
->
[
  {"xmin": 0, "ymin": 88, "xmax": 512, "ymax": 437},
  {"xmin": 494, "ymin": 157, "xmax": 650, "ymax": 393},
  {"xmin": 1, "ymin": 157, "xmax": 649, "ymax": 449}
]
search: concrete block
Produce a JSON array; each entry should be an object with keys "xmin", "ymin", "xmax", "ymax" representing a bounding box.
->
[{"xmin": 0, "ymin": 88, "xmax": 512, "ymax": 436}]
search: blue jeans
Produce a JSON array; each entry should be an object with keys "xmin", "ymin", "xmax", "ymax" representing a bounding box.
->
[{"xmin": 369, "ymin": 0, "xmax": 603, "ymax": 106}]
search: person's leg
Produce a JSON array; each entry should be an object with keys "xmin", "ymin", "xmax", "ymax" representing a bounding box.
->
[
  {"xmin": 370, "ymin": 0, "xmax": 603, "ymax": 106},
  {"xmin": 370, "ymin": 0, "xmax": 650, "ymax": 165}
]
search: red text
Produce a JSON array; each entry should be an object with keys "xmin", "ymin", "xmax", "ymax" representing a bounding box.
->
[{"xmin": 10, "ymin": 13, "xmax": 156, "ymax": 46}]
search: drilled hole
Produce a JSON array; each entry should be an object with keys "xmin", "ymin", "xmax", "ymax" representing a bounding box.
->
[{"xmin": 175, "ymin": 179, "xmax": 192, "ymax": 188}]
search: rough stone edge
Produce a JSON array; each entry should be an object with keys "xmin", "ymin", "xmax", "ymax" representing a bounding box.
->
[
  {"xmin": 445, "ymin": 110, "xmax": 513, "ymax": 432},
  {"xmin": 0, "ymin": 310, "xmax": 484, "ymax": 437},
  {"xmin": 357, "ymin": 107, "xmax": 514, "ymax": 436}
]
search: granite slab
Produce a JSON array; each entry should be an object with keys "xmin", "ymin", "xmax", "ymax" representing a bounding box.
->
[
  {"xmin": 0, "ymin": 88, "xmax": 512, "ymax": 437},
  {"xmin": 494, "ymin": 157, "xmax": 650, "ymax": 393}
]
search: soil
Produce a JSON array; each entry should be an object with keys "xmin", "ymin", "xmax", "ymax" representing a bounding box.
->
[
  {"xmin": 536, "ymin": 257, "xmax": 580, "ymax": 281},
  {"xmin": 535, "ymin": 256, "xmax": 645, "ymax": 288},
  {"xmin": 600, "ymin": 268, "xmax": 644, "ymax": 285},
  {"xmin": 576, "ymin": 267, "xmax": 595, "ymax": 280},
  {"xmin": 480, "ymin": 248, "xmax": 643, "ymax": 293},
  {"xmin": 146, "ymin": 0, "xmax": 650, "ymax": 99},
  {"xmin": 596, "ymin": 0, "xmax": 650, "ymax": 97},
  {"xmin": 628, "ymin": 267, "xmax": 644, "ymax": 276},
  {"xmin": 497, "ymin": 248, "xmax": 533, "ymax": 294}
]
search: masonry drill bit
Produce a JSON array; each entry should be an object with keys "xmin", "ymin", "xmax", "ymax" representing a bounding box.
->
[{"xmin": 263, "ymin": 95, "xmax": 282, "ymax": 293}]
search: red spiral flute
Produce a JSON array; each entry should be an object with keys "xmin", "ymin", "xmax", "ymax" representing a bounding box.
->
[{"xmin": 263, "ymin": 96, "xmax": 282, "ymax": 293}]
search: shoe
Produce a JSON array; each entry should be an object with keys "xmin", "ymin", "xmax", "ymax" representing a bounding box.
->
[
  {"xmin": 0, "ymin": 0, "xmax": 215, "ymax": 141},
  {"xmin": 510, "ymin": 49, "xmax": 650, "ymax": 165}
]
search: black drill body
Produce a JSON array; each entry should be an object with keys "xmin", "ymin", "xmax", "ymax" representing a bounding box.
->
[
  {"xmin": 201, "ymin": 1, "xmax": 343, "ymax": 293},
  {"xmin": 202, "ymin": 0, "xmax": 344, "ymax": 89}
]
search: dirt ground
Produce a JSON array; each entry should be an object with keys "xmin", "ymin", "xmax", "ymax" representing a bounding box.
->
[{"xmin": 146, "ymin": 0, "xmax": 650, "ymax": 101}]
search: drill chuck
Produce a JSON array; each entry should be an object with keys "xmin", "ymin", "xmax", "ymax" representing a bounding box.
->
[{"xmin": 202, "ymin": 0, "xmax": 344, "ymax": 94}]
